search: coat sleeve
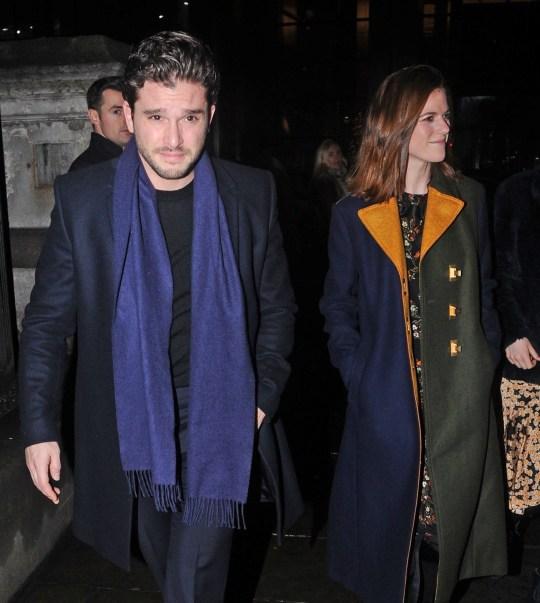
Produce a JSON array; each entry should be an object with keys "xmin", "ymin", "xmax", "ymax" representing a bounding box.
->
[
  {"xmin": 18, "ymin": 179, "xmax": 76, "ymax": 447},
  {"xmin": 319, "ymin": 203, "xmax": 362, "ymax": 389},
  {"xmin": 493, "ymin": 176, "xmax": 530, "ymax": 348},
  {"xmin": 255, "ymin": 172, "xmax": 296, "ymax": 420}
]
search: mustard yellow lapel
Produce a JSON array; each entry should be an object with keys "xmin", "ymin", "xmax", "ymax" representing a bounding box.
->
[
  {"xmin": 357, "ymin": 198, "xmax": 406, "ymax": 282},
  {"xmin": 357, "ymin": 198, "xmax": 419, "ymax": 404},
  {"xmin": 420, "ymin": 187, "xmax": 464, "ymax": 260}
]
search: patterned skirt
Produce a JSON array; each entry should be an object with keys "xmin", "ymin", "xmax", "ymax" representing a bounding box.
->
[{"xmin": 502, "ymin": 377, "xmax": 540, "ymax": 515}]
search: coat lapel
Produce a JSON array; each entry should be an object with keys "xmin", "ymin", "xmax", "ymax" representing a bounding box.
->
[
  {"xmin": 357, "ymin": 198, "xmax": 406, "ymax": 282},
  {"xmin": 356, "ymin": 186, "xmax": 465, "ymax": 269},
  {"xmin": 213, "ymin": 160, "xmax": 240, "ymax": 262},
  {"xmin": 357, "ymin": 199, "xmax": 419, "ymax": 403},
  {"xmin": 421, "ymin": 186, "xmax": 464, "ymax": 260}
]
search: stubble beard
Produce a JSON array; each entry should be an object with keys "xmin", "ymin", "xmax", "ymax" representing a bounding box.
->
[{"xmin": 137, "ymin": 144, "xmax": 203, "ymax": 182}]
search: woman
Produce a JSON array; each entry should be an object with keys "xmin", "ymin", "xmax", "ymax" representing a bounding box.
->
[
  {"xmin": 494, "ymin": 168, "xmax": 540, "ymax": 596},
  {"xmin": 309, "ymin": 138, "xmax": 347, "ymax": 226},
  {"xmin": 310, "ymin": 138, "xmax": 348, "ymax": 205},
  {"xmin": 320, "ymin": 65, "xmax": 507, "ymax": 603}
]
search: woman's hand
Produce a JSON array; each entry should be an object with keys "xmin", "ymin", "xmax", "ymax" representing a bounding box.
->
[{"xmin": 505, "ymin": 338, "xmax": 540, "ymax": 370}]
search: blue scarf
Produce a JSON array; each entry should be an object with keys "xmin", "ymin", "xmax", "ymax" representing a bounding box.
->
[{"xmin": 112, "ymin": 138, "xmax": 255, "ymax": 527}]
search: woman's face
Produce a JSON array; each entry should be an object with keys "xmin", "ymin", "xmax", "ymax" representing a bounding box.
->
[
  {"xmin": 323, "ymin": 145, "xmax": 344, "ymax": 170},
  {"xmin": 408, "ymin": 88, "xmax": 450, "ymax": 168}
]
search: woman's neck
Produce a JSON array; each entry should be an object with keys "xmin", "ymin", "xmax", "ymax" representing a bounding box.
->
[{"xmin": 405, "ymin": 159, "xmax": 431, "ymax": 195}]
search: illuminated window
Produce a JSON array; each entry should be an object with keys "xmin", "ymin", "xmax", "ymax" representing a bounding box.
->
[
  {"xmin": 356, "ymin": 0, "xmax": 369, "ymax": 52},
  {"xmin": 281, "ymin": 0, "xmax": 298, "ymax": 46},
  {"xmin": 462, "ymin": 0, "xmax": 530, "ymax": 3},
  {"xmin": 423, "ymin": 0, "xmax": 456, "ymax": 36},
  {"xmin": 423, "ymin": 2, "xmax": 435, "ymax": 35}
]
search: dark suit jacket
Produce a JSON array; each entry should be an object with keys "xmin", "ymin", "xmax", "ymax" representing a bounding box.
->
[{"xmin": 19, "ymin": 157, "xmax": 303, "ymax": 569}]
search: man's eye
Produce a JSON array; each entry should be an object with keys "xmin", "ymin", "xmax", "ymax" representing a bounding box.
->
[
  {"xmin": 149, "ymin": 115, "xmax": 161, "ymax": 121},
  {"xmin": 185, "ymin": 114, "xmax": 198, "ymax": 122}
]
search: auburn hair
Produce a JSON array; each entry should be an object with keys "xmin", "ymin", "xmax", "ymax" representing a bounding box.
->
[{"xmin": 348, "ymin": 65, "xmax": 456, "ymax": 202}]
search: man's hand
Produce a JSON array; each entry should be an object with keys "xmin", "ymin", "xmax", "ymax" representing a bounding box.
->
[
  {"xmin": 506, "ymin": 337, "xmax": 540, "ymax": 370},
  {"xmin": 25, "ymin": 441, "xmax": 61, "ymax": 504},
  {"xmin": 257, "ymin": 407, "xmax": 266, "ymax": 429}
]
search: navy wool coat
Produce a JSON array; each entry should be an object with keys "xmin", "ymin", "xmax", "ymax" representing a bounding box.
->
[
  {"xmin": 320, "ymin": 168, "xmax": 507, "ymax": 603},
  {"xmin": 19, "ymin": 157, "xmax": 303, "ymax": 570}
]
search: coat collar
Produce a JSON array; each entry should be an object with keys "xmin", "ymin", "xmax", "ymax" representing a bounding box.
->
[{"xmin": 356, "ymin": 180, "xmax": 464, "ymax": 280}]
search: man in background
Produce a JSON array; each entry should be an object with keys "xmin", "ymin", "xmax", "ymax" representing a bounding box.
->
[{"xmin": 69, "ymin": 76, "xmax": 131, "ymax": 171}]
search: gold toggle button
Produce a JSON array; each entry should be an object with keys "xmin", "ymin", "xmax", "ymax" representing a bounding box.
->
[
  {"xmin": 449, "ymin": 265, "xmax": 462, "ymax": 281},
  {"xmin": 449, "ymin": 339, "xmax": 461, "ymax": 356},
  {"xmin": 448, "ymin": 304, "xmax": 460, "ymax": 319}
]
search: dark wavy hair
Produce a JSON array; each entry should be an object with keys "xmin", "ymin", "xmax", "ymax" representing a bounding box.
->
[
  {"xmin": 124, "ymin": 30, "xmax": 220, "ymax": 109},
  {"xmin": 86, "ymin": 76, "xmax": 124, "ymax": 111},
  {"xmin": 349, "ymin": 64, "xmax": 456, "ymax": 202}
]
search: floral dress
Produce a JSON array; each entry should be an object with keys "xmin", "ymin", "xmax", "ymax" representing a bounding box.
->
[
  {"xmin": 398, "ymin": 192, "xmax": 437, "ymax": 540},
  {"xmin": 502, "ymin": 379, "xmax": 540, "ymax": 514}
]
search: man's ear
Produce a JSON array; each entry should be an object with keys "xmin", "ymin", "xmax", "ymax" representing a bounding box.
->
[
  {"xmin": 123, "ymin": 100, "xmax": 135, "ymax": 134},
  {"xmin": 87, "ymin": 108, "xmax": 101, "ymax": 133},
  {"xmin": 209, "ymin": 104, "xmax": 216, "ymax": 125}
]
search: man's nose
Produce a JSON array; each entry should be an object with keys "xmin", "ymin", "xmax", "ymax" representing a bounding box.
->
[
  {"xmin": 120, "ymin": 112, "xmax": 129, "ymax": 129},
  {"xmin": 165, "ymin": 122, "xmax": 183, "ymax": 148}
]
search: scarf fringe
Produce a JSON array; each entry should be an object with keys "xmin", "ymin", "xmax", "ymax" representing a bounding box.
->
[
  {"xmin": 182, "ymin": 496, "xmax": 246, "ymax": 529},
  {"xmin": 126, "ymin": 470, "xmax": 183, "ymax": 512},
  {"xmin": 125, "ymin": 470, "xmax": 245, "ymax": 529}
]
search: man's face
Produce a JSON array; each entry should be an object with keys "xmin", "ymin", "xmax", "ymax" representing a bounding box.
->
[
  {"xmin": 88, "ymin": 88, "xmax": 132, "ymax": 148},
  {"xmin": 123, "ymin": 79, "xmax": 215, "ymax": 191}
]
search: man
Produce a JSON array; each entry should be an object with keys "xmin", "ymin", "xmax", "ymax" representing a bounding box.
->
[
  {"xmin": 69, "ymin": 76, "xmax": 132, "ymax": 171},
  {"xmin": 19, "ymin": 31, "xmax": 302, "ymax": 603}
]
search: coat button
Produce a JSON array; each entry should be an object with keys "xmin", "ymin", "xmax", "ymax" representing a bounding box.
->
[
  {"xmin": 448, "ymin": 265, "xmax": 462, "ymax": 281},
  {"xmin": 448, "ymin": 304, "xmax": 460, "ymax": 319},
  {"xmin": 449, "ymin": 339, "xmax": 462, "ymax": 356}
]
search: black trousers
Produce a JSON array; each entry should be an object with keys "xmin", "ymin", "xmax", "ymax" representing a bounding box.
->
[
  {"xmin": 137, "ymin": 496, "xmax": 233, "ymax": 603},
  {"xmin": 406, "ymin": 528, "xmax": 439, "ymax": 603},
  {"xmin": 136, "ymin": 386, "xmax": 234, "ymax": 603}
]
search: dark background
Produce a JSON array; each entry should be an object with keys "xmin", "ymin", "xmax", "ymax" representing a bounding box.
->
[
  {"xmin": 1, "ymin": 0, "xmax": 539, "ymax": 498},
  {"xmin": 1, "ymin": 0, "xmax": 540, "ymax": 186}
]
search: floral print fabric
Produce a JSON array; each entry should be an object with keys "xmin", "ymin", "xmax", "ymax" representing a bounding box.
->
[
  {"xmin": 502, "ymin": 377, "xmax": 540, "ymax": 514},
  {"xmin": 398, "ymin": 192, "xmax": 436, "ymax": 531}
]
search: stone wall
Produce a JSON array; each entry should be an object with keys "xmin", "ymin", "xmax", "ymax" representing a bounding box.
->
[
  {"xmin": 0, "ymin": 35, "xmax": 130, "ymax": 329},
  {"xmin": 0, "ymin": 35, "xmax": 130, "ymax": 228}
]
